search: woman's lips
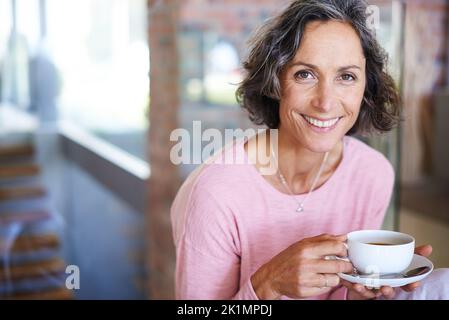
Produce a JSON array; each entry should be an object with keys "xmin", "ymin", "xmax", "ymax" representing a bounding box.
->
[{"xmin": 300, "ymin": 113, "xmax": 342, "ymax": 133}]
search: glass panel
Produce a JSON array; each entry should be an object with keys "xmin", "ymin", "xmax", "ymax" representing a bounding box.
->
[
  {"xmin": 1, "ymin": 0, "xmax": 149, "ymax": 160},
  {"xmin": 204, "ymin": 35, "xmax": 241, "ymax": 106},
  {"xmin": 45, "ymin": 0, "xmax": 149, "ymax": 159},
  {"xmin": 0, "ymin": 0, "xmax": 12, "ymax": 103},
  {"xmin": 0, "ymin": 0, "xmax": 40, "ymax": 108},
  {"xmin": 179, "ymin": 1, "xmax": 285, "ymax": 110},
  {"xmin": 0, "ymin": 0, "xmax": 13, "ymax": 67},
  {"xmin": 180, "ymin": 28, "xmax": 242, "ymax": 106},
  {"xmin": 178, "ymin": 1, "xmax": 287, "ymax": 177},
  {"xmin": 16, "ymin": 0, "xmax": 40, "ymax": 50},
  {"xmin": 365, "ymin": 0, "xmax": 404, "ymax": 230},
  {"xmin": 179, "ymin": 28, "xmax": 204, "ymax": 104}
]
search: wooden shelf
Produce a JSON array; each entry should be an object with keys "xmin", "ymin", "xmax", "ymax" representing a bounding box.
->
[
  {"xmin": 0, "ymin": 164, "xmax": 40, "ymax": 178},
  {"xmin": 0, "ymin": 144, "xmax": 34, "ymax": 160},
  {"xmin": 0, "ymin": 234, "xmax": 60, "ymax": 254},
  {"xmin": 2, "ymin": 287, "xmax": 74, "ymax": 300},
  {"xmin": 0, "ymin": 210, "xmax": 51, "ymax": 225},
  {"xmin": 0, "ymin": 258, "xmax": 65, "ymax": 281},
  {"xmin": 0, "ymin": 186, "xmax": 46, "ymax": 201}
]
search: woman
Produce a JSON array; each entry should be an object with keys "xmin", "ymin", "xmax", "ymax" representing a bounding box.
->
[{"xmin": 171, "ymin": 0, "xmax": 449, "ymax": 300}]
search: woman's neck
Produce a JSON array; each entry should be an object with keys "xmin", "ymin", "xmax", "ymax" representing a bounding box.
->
[{"xmin": 273, "ymin": 126, "xmax": 343, "ymax": 193}]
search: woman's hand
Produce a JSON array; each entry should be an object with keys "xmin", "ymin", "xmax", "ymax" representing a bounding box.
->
[
  {"xmin": 343, "ymin": 244, "xmax": 433, "ymax": 300},
  {"xmin": 400, "ymin": 245, "xmax": 432, "ymax": 293},
  {"xmin": 250, "ymin": 233, "xmax": 353, "ymax": 300},
  {"xmin": 342, "ymin": 280, "xmax": 395, "ymax": 300}
]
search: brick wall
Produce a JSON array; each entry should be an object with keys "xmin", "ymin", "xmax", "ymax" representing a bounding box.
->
[
  {"xmin": 179, "ymin": 0, "xmax": 290, "ymax": 55},
  {"xmin": 147, "ymin": 0, "xmax": 180, "ymax": 299}
]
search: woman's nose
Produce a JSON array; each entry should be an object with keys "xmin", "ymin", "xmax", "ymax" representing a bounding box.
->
[{"xmin": 310, "ymin": 82, "xmax": 336, "ymax": 112}]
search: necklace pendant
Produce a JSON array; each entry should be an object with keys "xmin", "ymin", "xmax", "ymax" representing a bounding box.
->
[{"xmin": 296, "ymin": 204, "xmax": 304, "ymax": 213}]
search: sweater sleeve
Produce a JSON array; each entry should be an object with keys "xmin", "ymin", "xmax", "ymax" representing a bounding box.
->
[{"xmin": 175, "ymin": 186, "xmax": 258, "ymax": 300}]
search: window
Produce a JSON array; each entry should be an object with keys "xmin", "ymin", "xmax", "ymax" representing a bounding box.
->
[
  {"xmin": 0, "ymin": 0, "xmax": 13, "ymax": 102},
  {"xmin": 0, "ymin": 0, "xmax": 40, "ymax": 108},
  {"xmin": 45, "ymin": 0, "xmax": 149, "ymax": 159},
  {"xmin": 0, "ymin": 0, "xmax": 149, "ymax": 160},
  {"xmin": 180, "ymin": 29, "xmax": 242, "ymax": 106},
  {"xmin": 0, "ymin": 0, "xmax": 151, "ymax": 199},
  {"xmin": 178, "ymin": 1, "xmax": 285, "ymax": 109}
]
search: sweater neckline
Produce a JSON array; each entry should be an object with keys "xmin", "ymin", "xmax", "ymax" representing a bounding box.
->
[{"xmin": 240, "ymin": 135, "xmax": 351, "ymax": 200}]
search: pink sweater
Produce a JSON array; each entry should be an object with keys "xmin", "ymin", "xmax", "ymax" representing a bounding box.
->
[{"xmin": 171, "ymin": 135, "xmax": 395, "ymax": 300}]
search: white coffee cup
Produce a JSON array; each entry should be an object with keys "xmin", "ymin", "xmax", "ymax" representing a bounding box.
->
[{"xmin": 347, "ymin": 230, "xmax": 415, "ymax": 275}]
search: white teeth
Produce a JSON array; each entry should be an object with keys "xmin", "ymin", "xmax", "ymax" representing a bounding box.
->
[{"xmin": 303, "ymin": 115, "xmax": 339, "ymax": 128}]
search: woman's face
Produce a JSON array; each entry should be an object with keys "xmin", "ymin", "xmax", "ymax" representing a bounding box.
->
[{"xmin": 279, "ymin": 20, "xmax": 366, "ymax": 153}]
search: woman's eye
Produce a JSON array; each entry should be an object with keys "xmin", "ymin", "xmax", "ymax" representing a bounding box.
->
[
  {"xmin": 295, "ymin": 70, "xmax": 314, "ymax": 80},
  {"xmin": 340, "ymin": 74, "xmax": 356, "ymax": 81}
]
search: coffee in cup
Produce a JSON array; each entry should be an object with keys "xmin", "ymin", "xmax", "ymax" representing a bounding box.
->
[{"xmin": 346, "ymin": 230, "xmax": 415, "ymax": 275}]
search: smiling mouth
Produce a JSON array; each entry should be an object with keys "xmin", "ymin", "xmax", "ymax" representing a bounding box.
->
[{"xmin": 300, "ymin": 114, "xmax": 342, "ymax": 129}]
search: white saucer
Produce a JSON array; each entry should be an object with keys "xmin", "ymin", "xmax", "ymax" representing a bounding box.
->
[{"xmin": 338, "ymin": 254, "xmax": 434, "ymax": 288}]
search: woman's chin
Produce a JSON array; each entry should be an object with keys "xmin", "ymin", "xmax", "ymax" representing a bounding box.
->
[{"xmin": 302, "ymin": 137, "xmax": 342, "ymax": 154}]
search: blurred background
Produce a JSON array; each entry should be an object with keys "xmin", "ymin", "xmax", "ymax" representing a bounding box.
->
[{"xmin": 0, "ymin": 0, "xmax": 447, "ymax": 299}]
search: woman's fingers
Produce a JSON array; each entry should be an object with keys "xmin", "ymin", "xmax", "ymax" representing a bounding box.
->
[
  {"xmin": 341, "ymin": 280, "xmax": 386, "ymax": 300},
  {"xmin": 303, "ymin": 240, "xmax": 348, "ymax": 259},
  {"xmin": 380, "ymin": 286, "xmax": 396, "ymax": 299},
  {"xmin": 351, "ymin": 283, "xmax": 380, "ymax": 299},
  {"xmin": 340, "ymin": 280, "xmax": 371, "ymax": 300},
  {"xmin": 300, "ymin": 273, "xmax": 341, "ymax": 288},
  {"xmin": 414, "ymin": 245, "xmax": 432, "ymax": 257},
  {"xmin": 349, "ymin": 284, "xmax": 395, "ymax": 300},
  {"xmin": 401, "ymin": 281, "xmax": 421, "ymax": 292},
  {"xmin": 309, "ymin": 233, "xmax": 347, "ymax": 242},
  {"xmin": 340, "ymin": 279, "xmax": 353, "ymax": 288},
  {"xmin": 299, "ymin": 286, "xmax": 333, "ymax": 298},
  {"xmin": 332, "ymin": 234, "xmax": 348, "ymax": 242},
  {"xmin": 305, "ymin": 259, "xmax": 353, "ymax": 274}
]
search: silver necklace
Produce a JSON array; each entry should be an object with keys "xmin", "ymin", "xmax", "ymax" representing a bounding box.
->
[{"xmin": 271, "ymin": 146, "xmax": 329, "ymax": 213}]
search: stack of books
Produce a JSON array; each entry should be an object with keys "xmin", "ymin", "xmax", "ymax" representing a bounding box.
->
[{"xmin": 0, "ymin": 143, "xmax": 72, "ymax": 299}]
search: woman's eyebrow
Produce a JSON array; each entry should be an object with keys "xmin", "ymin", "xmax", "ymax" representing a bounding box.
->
[{"xmin": 290, "ymin": 60, "xmax": 361, "ymax": 72}]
